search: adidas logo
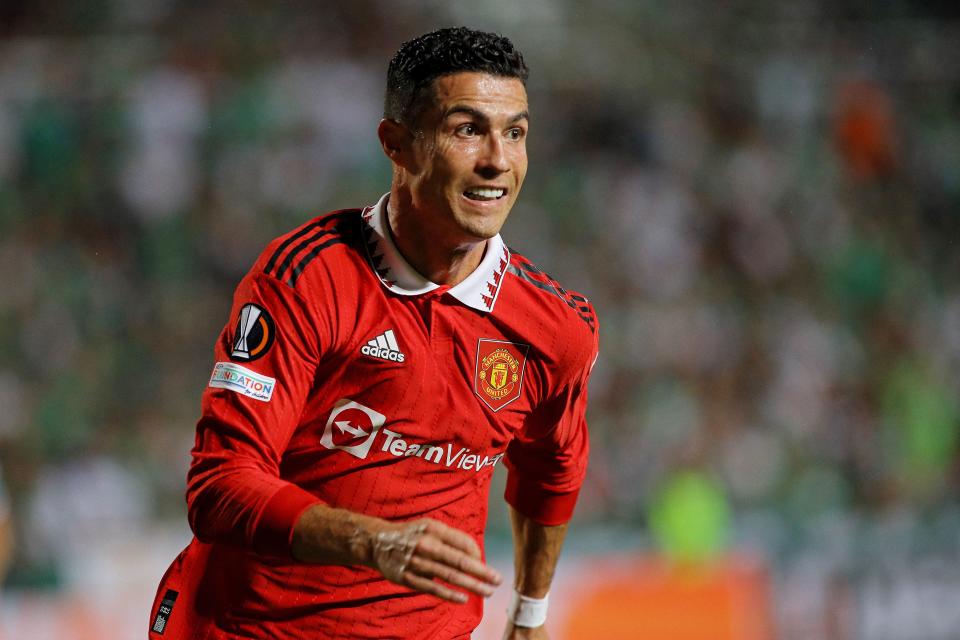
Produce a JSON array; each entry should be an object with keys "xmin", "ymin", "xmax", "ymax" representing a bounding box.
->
[{"xmin": 361, "ymin": 329, "xmax": 406, "ymax": 363}]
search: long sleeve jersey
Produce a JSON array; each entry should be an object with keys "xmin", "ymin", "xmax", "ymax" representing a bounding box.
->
[{"xmin": 149, "ymin": 194, "xmax": 599, "ymax": 639}]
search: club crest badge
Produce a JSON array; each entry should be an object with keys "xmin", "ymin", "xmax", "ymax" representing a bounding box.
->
[
  {"xmin": 230, "ymin": 303, "xmax": 275, "ymax": 362},
  {"xmin": 475, "ymin": 339, "xmax": 529, "ymax": 412}
]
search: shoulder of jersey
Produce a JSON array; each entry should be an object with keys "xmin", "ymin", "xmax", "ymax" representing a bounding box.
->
[
  {"xmin": 255, "ymin": 208, "xmax": 364, "ymax": 288},
  {"xmin": 506, "ymin": 249, "xmax": 598, "ymax": 335}
]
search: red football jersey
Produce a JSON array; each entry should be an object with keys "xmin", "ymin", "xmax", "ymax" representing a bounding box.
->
[{"xmin": 149, "ymin": 195, "xmax": 599, "ymax": 639}]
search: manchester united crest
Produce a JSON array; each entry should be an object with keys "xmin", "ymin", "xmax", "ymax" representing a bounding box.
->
[{"xmin": 475, "ymin": 339, "xmax": 529, "ymax": 412}]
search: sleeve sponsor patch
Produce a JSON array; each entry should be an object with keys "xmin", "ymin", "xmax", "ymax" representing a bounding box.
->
[{"xmin": 208, "ymin": 362, "xmax": 276, "ymax": 402}]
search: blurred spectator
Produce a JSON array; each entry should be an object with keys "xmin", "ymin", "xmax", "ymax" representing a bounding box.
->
[
  {"xmin": 834, "ymin": 79, "xmax": 897, "ymax": 182},
  {"xmin": 0, "ymin": 462, "xmax": 12, "ymax": 586}
]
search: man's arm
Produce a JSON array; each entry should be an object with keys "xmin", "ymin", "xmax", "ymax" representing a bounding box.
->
[
  {"xmin": 292, "ymin": 504, "xmax": 502, "ymax": 603},
  {"xmin": 504, "ymin": 505, "xmax": 569, "ymax": 639}
]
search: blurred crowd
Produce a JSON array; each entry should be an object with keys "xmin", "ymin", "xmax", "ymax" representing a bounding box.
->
[{"xmin": 1, "ymin": 0, "xmax": 959, "ymax": 613}]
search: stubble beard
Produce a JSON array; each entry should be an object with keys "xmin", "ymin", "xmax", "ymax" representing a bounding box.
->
[{"xmin": 451, "ymin": 203, "xmax": 511, "ymax": 244}]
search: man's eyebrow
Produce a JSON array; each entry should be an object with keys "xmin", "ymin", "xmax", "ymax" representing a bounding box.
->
[
  {"xmin": 508, "ymin": 110, "xmax": 530, "ymax": 125},
  {"xmin": 443, "ymin": 105, "xmax": 530, "ymax": 125}
]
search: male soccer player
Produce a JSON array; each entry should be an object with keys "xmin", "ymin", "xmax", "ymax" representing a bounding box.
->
[{"xmin": 149, "ymin": 27, "xmax": 598, "ymax": 639}]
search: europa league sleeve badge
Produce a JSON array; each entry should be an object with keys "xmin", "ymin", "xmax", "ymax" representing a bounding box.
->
[{"xmin": 230, "ymin": 303, "xmax": 276, "ymax": 362}]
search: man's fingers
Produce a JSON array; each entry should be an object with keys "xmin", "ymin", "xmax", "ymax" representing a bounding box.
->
[
  {"xmin": 405, "ymin": 572, "xmax": 469, "ymax": 604},
  {"xmin": 416, "ymin": 534, "xmax": 502, "ymax": 585},
  {"xmin": 407, "ymin": 555, "xmax": 497, "ymax": 597},
  {"xmin": 420, "ymin": 519, "xmax": 482, "ymax": 558}
]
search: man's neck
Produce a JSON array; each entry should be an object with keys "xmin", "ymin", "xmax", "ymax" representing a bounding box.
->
[{"xmin": 385, "ymin": 195, "xmax": 487, "ymax": 287}]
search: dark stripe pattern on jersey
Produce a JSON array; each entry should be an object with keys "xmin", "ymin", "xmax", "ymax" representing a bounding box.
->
[
  {"xmin": 264, "ymin": 210, "xmax": 360, "ymax": 287},
  {"xmin": 506, "ymin": 260, "xmax": 597, "ymax": 333}
]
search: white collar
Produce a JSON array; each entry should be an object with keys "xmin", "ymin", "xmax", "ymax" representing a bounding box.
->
[{"xmin": 360, "ymin": 193, "xmax": 510, "ymax": 313}]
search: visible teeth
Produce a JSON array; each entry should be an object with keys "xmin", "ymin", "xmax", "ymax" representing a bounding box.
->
[{"xmin": 465, "ymin": 188, "xmax": 505, "ymax": 200}]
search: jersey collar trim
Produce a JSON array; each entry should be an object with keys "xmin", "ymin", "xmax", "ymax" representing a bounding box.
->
[{"xmin": 361, "ymin": 194, "xmax": 510, "ymax": 313}]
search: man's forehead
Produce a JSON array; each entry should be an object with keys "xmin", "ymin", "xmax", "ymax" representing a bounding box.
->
[{"xmin": 430, "ymin": 72, "xmax": 528, "ymax": 117}]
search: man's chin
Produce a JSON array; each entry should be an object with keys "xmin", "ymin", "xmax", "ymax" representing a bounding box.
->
[
  {"xmin": 454, "ymin": 206, "xmax": 512, "ymax": 239},
  {"xmin": 455, "ymin": 219, "xmax": 507, "ymax": 244}
]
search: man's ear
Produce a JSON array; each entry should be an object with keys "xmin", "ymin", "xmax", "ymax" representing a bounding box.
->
[{"xmin": 378, "ymin": 118, "xmax": 412, "ymax": 169}]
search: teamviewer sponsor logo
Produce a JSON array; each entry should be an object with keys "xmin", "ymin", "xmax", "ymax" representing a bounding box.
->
[
  {"xmin": 321, "ymin": 398, "xmax": 504, "ymax": 472},
  {"xmin": 320, "ymin": 399, "xmax": 386, "ymax": 459},
  {"xmin": 361, "ymin": 329, "xmax": 406, "ymax": 363},
  {"xmin": 379, "ymin": 429, "xmax": 504, "ymax": 472}
]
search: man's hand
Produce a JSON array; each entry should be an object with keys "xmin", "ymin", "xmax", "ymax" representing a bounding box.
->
[
  {"xmin": 502, "ymin": 622, "xmax": 549, "ymax": 639},
  {"xmin": 372, "ymin": 518, "xmax": 502, "ymax": 603},
  {"xmin": 292, "ymin": 505, "xmax": 501, "ymax": 604}
]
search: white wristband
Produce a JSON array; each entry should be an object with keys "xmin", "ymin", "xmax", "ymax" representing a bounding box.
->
[{"xmin": 507, "ymin": 589, "xmax": 549, "ymax": 628}]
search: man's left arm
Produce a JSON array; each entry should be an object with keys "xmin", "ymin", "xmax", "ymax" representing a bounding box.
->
[
  {"xmin": 501, "ymin": 325, "xmax": 599, "ymax": 638},
  {"xmin": 503, "ymin": 506, "xmax": 568, "ymax": 639}
]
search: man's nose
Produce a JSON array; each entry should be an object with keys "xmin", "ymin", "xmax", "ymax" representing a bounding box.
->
[{"xmin": 477, "ymin": 134, "xmax": 510, "ymax": 177}]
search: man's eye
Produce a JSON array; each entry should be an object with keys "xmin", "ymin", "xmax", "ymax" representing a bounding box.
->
[
  {"xmin": 506, "ymin": 128, "xmax": 525, "ymax": 141},
  {"xmin": 456, "ymin": 124, "xmax": 477, "ymax": 136}
]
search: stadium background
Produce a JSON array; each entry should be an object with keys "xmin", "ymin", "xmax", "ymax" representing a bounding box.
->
[{"xmin": 1, "ymin": 1, "xmax": 959, "ymax": 638}]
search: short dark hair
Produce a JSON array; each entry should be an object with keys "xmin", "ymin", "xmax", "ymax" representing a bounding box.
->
[{"xmin": 384, "ymin": 27, "xmax": 528, "ymax": 127}]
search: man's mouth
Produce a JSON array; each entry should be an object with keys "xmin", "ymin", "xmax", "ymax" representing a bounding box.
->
[{"xmin": 463, "ymin": 187, "xmax": 506, "ymax": 201}]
